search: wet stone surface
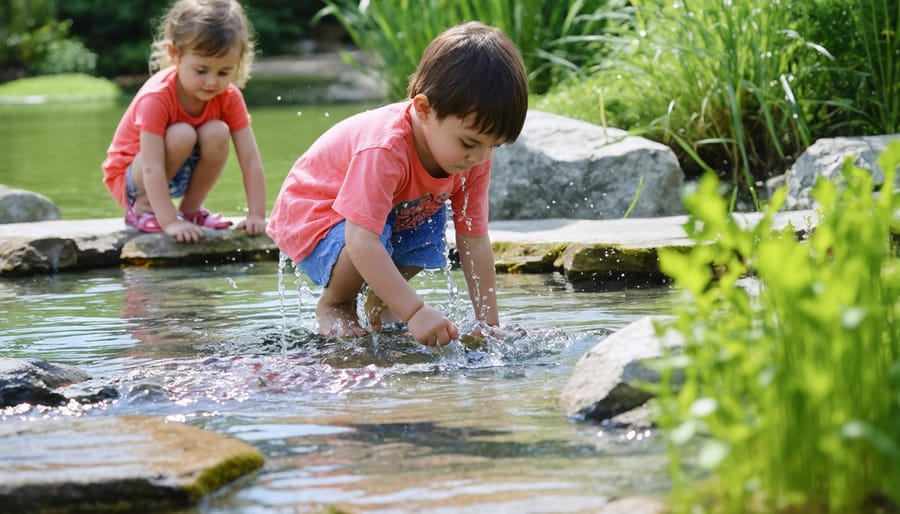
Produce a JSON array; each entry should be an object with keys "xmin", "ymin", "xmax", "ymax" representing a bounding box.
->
[{"xmin": 0, "ymin": 415, "xmax": 264, "ymax": 514}]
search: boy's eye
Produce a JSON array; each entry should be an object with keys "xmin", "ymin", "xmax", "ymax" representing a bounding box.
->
[{"xmin": 461, "ymin": 140, "xmax": 476, "ymax": 149}]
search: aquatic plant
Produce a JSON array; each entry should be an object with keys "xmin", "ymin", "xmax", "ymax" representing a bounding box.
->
[{"xmin": 654, "ymin": 141, "xmax": 900, "ymax": 513}]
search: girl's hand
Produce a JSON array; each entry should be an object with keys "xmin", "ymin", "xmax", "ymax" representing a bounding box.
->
[
  {"xmin": 164, "ymin": 220, "xmax": 205, "ymax": 244},
  {"xmin": 237, "ymin": 214, "xmax": 267, "ymax": 236},
  {"xmin": 407, "ymin": 304, "xmax": 459, "ymax": 346}
]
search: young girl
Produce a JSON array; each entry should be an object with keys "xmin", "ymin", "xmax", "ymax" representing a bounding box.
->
[
  {"xmin": 267, "ymin": 22, "xmax": 529, "ymax": 346},
  {"xmin": 102, "ymin": 0, "xmax": 266, "ymax": 243}
]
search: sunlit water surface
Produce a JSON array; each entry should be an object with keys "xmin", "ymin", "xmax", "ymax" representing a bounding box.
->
[{"xmin": 1, "ymin": 262, "xmax": 675, "ymax": 513}]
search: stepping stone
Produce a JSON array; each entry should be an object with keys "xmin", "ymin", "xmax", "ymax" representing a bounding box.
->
[{"xmin": 0, "ymin": 415, "xmax": 264, "ymax": 513}]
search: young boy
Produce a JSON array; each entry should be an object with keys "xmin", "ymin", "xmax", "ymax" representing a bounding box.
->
[{"xmin": 267, "ymin": 21, "xmax": 528, "ymax": 346}]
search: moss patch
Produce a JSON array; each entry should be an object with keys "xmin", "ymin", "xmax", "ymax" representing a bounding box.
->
[{"xmin": 0, "ymin": 74, "xmax": 121, "ymax": 104}]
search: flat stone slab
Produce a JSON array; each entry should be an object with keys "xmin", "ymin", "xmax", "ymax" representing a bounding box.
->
[
  {"xmin": 0, "ymin": 415, "xmax": 264, "ymax": 513},
  {"xmin": 0, "ymin": 211, "xmax": 820, "ymax": 281}
]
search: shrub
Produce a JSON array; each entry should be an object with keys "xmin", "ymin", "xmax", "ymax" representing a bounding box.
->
[{"xmin": 0, "ymin": 0, "xmax": 96, "ymax": 78}]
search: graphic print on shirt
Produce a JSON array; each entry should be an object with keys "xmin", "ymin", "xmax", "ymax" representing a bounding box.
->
[{"xmin": 393, "ymin": 193, "xmax": 451, "ymax": 231}]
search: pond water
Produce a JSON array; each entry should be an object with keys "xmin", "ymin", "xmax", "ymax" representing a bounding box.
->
[
  {"xmin": 1, "ymin": 261, "xmax": 676, "ymax": 513},
  {"xmin": 0, "ymin": 101, "xmax": 372, "ymax": 220}
]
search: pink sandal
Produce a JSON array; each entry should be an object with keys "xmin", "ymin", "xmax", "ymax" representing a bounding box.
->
[
  {"xmin": 179, "ymin": 208, "xmax": 233, "ymax": 229},
  {"xmin": 125, "ymin": 205, "xmax": 163, "ymax": 233}
]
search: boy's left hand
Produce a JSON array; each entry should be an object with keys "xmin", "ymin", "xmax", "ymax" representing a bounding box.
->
[{"xmin": 237, "ymin": 214, "xmax": 267, "ymax": 236}]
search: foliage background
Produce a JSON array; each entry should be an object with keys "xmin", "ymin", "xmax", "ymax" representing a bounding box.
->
[{"xmin": 2, "ymin": 0, "xmax": 897, "ymax": 203}]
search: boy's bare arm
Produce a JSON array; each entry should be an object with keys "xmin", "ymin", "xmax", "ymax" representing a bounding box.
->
[
  {"xmin": 456, "ymin": 233, "xmax": 500, "ymax": 326},
  {"xmin": 344, "ymin": 221, "xmax": 458, "ymax": 345}
]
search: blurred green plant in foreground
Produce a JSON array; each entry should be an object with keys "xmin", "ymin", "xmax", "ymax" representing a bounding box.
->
[{"xmin": 654, "ymin": 141, "xmax": 900, "ymax": 513}]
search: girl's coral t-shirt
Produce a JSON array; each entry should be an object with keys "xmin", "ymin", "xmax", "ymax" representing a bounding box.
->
[
  {"xmin": 101, "ymin": 66, "xmax": 251, "ymax": 208},
  {"xmin": 267, "ymin": 100, "xmax": 491, "ymax": 263}
]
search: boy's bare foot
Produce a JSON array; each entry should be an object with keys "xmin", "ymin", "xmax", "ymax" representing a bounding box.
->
[{"xmin": 317, "ymin": 301, "xmax": 367, "ymax": 338}]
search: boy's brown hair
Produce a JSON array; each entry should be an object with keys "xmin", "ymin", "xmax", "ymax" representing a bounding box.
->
[{"xmin": 407, "ymin": 21, "xmax": 528, "ymax": 143}]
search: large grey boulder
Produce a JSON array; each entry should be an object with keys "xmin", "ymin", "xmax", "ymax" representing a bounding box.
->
[
  {"xmin": 783, "ymin": 134, "xmax": 900, "ymax": 210},
  {"xmin": 490, "ymin": 110, "xmax": 685, "ymax": 220},
  {"xmin": 0, "ymin": 186, "xmax": 61, "ymax": 223}
]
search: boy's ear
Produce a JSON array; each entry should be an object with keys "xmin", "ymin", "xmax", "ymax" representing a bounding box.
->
[{"xmin": 412, "ymin": 94, "xmax": 431, "ymax": 121}]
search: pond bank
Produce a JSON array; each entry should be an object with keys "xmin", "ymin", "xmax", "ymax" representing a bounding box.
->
[{"xmin": 0, "ymin": 210, "xmax": 819, "ymax": 283}]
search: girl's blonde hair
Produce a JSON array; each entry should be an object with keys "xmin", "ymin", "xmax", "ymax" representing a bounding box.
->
[{"xmin": 148, "ymin": 0, "xmax": 255, "ymax": 88}]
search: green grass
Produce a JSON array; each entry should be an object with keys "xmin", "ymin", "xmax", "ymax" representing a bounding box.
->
[
  {"xmin": 0, "ymin": 73, "xmax": 121, "ymax": 103},
  {"xmin": 653, "ymin": 142, "xmax": 900, "ymax": 513}
]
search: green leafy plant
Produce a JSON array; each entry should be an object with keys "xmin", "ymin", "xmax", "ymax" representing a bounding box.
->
[
  {"xmin": 655, "ymin": 141, "xmax": 900, "ymax": 513},
  {"xmin": 316, "ymin": 0, "xmax": 630, "ymax": 99}
]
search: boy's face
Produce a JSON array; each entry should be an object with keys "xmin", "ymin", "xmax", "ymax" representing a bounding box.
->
[{"xmin": 415, "ymin": 98, "xmax": 505, "ymax": 177}]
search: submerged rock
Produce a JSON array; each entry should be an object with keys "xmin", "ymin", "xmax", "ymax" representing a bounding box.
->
[
  {"xmin": 0, "ymin": 358, "xmax": 92, "ymax": 407},
  {"xmin": 558, "ymin": 316, "xmax": 683, "ymax": 423},
  {"xmin": 0, "ymin": 415, "xmax": 264, "ymax": 513}
]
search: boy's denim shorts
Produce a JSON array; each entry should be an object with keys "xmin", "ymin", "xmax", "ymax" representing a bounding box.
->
[
  {"xmin": 300, "ymin": 204, "xmax": 448, "ymax": 287},
  {"xmin": 125, "ymin": 147, "xmax": 200, "ymax": 206}
]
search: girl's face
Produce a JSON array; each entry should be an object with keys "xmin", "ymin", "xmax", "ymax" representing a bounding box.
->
[
  {"xmin": 412, "ymin": 95, "xmax": 505, "ymax": 178},
  {"xmin": 170, "ymin": 45, "xmax": 241, "ymax": 109}
]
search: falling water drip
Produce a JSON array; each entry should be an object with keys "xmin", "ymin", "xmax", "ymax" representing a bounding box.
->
[
  {"xmin": 277, "ymin": 252, "xmax": 289, "ymax": 356},
  {"xmin": 457, "ymin": 177, "xmax": 474, "ymax": 232},
  {"xmin": 441, "ymin": 234, "xmax": 467, "ymax": 323},
  {"xmin": 289, "ymin": 259, "xmax": 318, "ymax": 347}
]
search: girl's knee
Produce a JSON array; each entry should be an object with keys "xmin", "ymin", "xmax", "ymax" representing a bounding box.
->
[
  {"xmin": 197, "ymin": 120, "xmax": 230, "ymax": 144},
  {"xmin": 165, "ymin": 123, "xmax": 197, "ymax": 153}
]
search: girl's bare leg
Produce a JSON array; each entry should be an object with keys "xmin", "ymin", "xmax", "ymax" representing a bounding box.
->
[
  {"xmin": 317, "ymin": 249, "xmax": 368, "ymax": 338},
  {"xmin": 178, "ymin": 120, "xmax": 229, "ymax": 214},
  {"xmin": 131, "ymin": 123, "xmax": 197, "ymax": 214}
]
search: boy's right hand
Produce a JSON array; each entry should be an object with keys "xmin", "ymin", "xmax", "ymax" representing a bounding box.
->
[
  {"xmin": 164, "ymin": 220, "xmax": 206, "ymax": 244},
  {"xmin": 407, "ymin": 304, "xmax": 459, "ymax": 346}
]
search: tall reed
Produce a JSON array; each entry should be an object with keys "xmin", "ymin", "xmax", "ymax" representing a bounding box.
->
[
  {"xmin": 612, "ymin": 0, "xmax": 840, "ymax": 207},
  {"xmin": 798, "ymin": 0, "xmax": 900, "ymax": 136},
  {"xmin": 316, "ymin": 0, "xmax": 630, "ymax": 99},
  {"xmin": 655, "ymin": 141, "xmax": 900, "ymax": 513}
]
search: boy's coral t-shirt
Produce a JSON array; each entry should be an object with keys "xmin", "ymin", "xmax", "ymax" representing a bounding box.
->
[
  {"xmin": 267, "ymin": 100, "xmax": 492, "ymax": 263},
  {"xmin": 101, "ymin": 66, "xmax": 251, "ymax": 208}
]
